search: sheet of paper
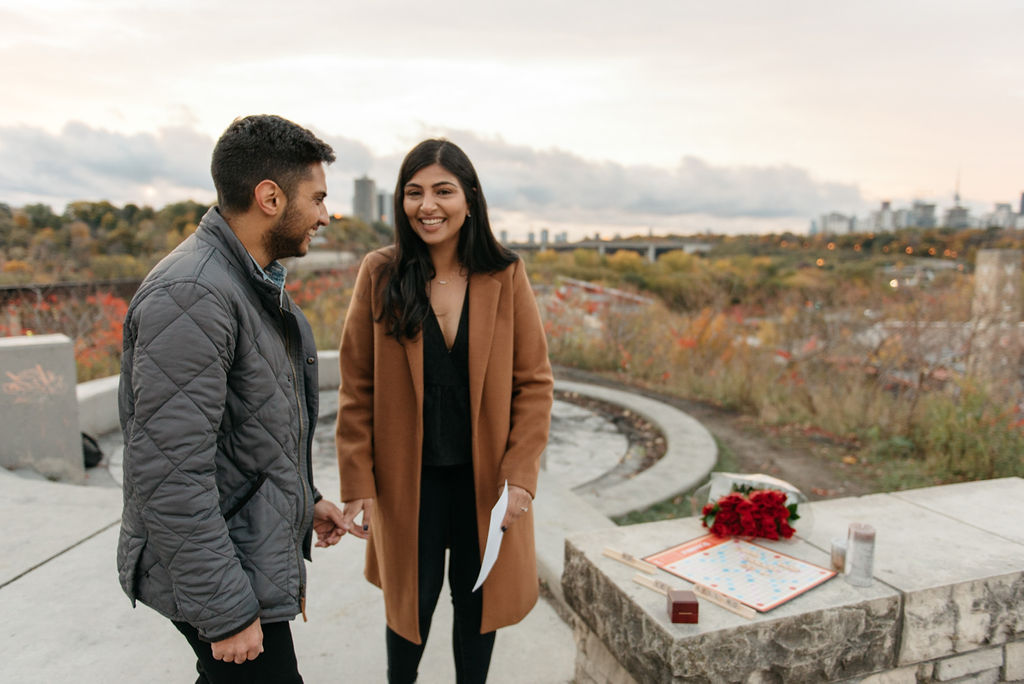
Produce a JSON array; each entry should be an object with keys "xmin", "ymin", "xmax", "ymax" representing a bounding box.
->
[{"xmin": 473, "ymin": 480, "xmax": 509, "ymax": 592}]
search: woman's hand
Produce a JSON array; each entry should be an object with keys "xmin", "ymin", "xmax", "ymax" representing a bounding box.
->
[
  {"xmin": 341, "ymin": 498, "xmax": 375, "ymax": 540},
  {"xmin": 500, "ymin": 485, "xmax": 533, "ymax": 532}
]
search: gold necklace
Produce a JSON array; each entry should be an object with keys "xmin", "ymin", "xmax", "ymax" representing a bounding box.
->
[{"xmin": 436, "ymin": 270, "xmax": 464, "ymax": 285}]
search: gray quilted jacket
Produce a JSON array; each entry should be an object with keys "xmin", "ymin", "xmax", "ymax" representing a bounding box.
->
[{"xmin": 117, "ymin": 207, "xmax": 322, "ymax": 642}]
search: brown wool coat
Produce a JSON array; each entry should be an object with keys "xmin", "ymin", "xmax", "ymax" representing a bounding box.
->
[{"xmin": 335, "ymin": 247, "xmax": 554, "ymax": 644}]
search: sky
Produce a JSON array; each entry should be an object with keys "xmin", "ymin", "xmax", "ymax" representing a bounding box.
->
[{"xmin": 1, "ymin": 0, "xmax": 1022, "ymax": 239}]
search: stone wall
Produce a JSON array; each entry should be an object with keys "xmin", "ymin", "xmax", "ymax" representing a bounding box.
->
[
  {"xmin": 563, "ymin": 478, "xmax": 1024, "ymax": 683},
  {"xmin": 969, "ymin": 249, "xmax": 1022, "ymax": 392},
  {"xmin": 0, "ymin": 334, "xmax": 83, "ymax": 482}
]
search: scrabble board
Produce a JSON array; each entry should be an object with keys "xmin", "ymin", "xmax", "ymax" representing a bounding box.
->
[{"xmin": 645, "ymin": 534, "xmax": 835, "ymax": 612}]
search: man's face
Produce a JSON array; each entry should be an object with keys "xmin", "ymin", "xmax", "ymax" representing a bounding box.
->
[{"xmin": 264, "ymin": 163, "xmax": 328, "ymax": 261}]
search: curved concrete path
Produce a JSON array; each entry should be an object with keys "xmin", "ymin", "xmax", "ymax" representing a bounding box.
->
[
  {"xmin": 554, "ymin": 380, "xmax": 717, "ymax": 518},
  {"xmin": 535, "ymin": 380, "xmax": 718, "ymax": 610}
]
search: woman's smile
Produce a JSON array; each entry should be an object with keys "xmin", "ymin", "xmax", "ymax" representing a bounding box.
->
[{"xmin": 404, "ymin": 163, "xmax": 469, "ymax": 249}]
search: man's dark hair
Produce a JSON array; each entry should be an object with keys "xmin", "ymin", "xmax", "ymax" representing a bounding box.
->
[{"xmin": 211, "ymin": 114, "xmax": 335, "ymax": 214}]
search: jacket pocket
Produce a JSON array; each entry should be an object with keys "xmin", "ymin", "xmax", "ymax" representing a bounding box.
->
[
  {"xmin": 117, "ymin": 529, "xmax": 147, "ymax": 604},
  {"xmin": 224, "ymin": 472, "xmax": 268, "ymax": 520}
]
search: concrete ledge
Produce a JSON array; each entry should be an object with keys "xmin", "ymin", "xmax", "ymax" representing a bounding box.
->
[
  {"xmin": 76, "ymin": 376, "xmax": 120, "ymax": 436},
  {"xmin": 555, "ymin": 380, "xmax": 717, "ymax": 518},
  {"xmin": 802, "ymin": 479, "xmax": 1024, "ymax": 666},
  {"xmin": 316, "ymin": 349, "xmax": 341, "ymax": 391},
  {"xmin": 74, "ymin": 350, "xmax": 345, "ymax": 439},
  {"xmin": 562, "ymin": 478, "xmax": 1024, "ymax": 683},
  {"xmin": 1, "ymin": 334, "xmax": 83, "ymax": 482},
  {"xmin": 535, "ymin": 470, "xmax": 616, "ymax": 609}
]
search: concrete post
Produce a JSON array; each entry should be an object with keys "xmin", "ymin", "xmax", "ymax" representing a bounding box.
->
[
  {"xmin": 0, "ymin": 334, "xmax": 84, "ymax": 482},
  {"xmin": 968, "ymin": 249, "xmax": 1022, "ymax": 392}
]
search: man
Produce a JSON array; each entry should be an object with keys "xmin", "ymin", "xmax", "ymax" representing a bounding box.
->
[{"xmin": 117, "ymin": 114, "xmax": 345, "ymax": 683}]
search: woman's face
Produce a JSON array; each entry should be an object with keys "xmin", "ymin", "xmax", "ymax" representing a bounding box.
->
[{"xmin": 402, "ymin": 163, "xmax": 469, "ymax": 251}]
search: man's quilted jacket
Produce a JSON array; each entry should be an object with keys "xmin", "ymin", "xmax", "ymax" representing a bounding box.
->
[{"xmin": 117, "ymin": 207, "xmax": 321, "ymax": 642}]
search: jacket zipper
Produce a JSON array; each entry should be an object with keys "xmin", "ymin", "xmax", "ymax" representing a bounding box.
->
[{"xmin": 282, "ymin": 306, "xmax": 311, "ymax": 621}]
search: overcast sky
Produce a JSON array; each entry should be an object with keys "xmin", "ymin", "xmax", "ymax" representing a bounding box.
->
[{"xmin": 1, "ymin": 0, "xmax": 1021, "ymax": 238}]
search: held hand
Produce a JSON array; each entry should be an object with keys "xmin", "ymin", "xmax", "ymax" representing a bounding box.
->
[
  {"xmin": 500, "ymin": 485, "xmax": 532, "ymax": 532},
  {"xmin": 341, "ymin": 498, "xmax": 375, "ymax": 540},
  {"xmin": 313, "ymin": 499, "xmax": 347, "ymax": 548},
  {"xmin": 211, "ymin": 618, "xmax": 263, "ymax": 664}
]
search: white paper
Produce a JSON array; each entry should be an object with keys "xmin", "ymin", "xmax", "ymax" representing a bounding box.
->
[{"xmin": 473, "ymin": 480, "xmax": 509, "ymax": 592}]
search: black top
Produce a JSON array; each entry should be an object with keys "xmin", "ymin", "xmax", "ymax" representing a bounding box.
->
[{"xmin": 422, "ymin": 292, "xmax": 472, "ymax": 467}]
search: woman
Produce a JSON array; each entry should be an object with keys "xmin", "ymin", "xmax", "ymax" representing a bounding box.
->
[{"xmin": 336, "ymin": 139, "xmax": 553, "ymax": 683}]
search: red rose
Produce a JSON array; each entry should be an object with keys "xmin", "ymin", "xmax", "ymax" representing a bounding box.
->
[{"xmin": 702, "ymin": 486, "xmax": 799, "ymax": 540}]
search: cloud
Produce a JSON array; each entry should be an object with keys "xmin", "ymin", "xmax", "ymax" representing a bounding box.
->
[
  {"xmin": 0, "ymin": 122, "xmax": 864, "ymax": 233},
  {"xmin": 451, "ymin": 131, "xmax": 865, "ymax": 220},
  {"xmin": 0, "ymin": 121, "xmax": 378, "ymax": 208},
  {"xmin": 0, "ymin": 122, "xmax": 212, "ymax": 206}
]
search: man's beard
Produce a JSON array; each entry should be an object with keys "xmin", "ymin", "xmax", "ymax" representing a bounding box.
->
[{"xmin": 263, "ymin": 201, "xmax": 310, "ymax": 261}]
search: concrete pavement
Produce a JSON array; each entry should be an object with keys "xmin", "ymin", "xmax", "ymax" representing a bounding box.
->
[{"xmin": 0, "ymin": 462, "xmax": 578, "ymax": 683}]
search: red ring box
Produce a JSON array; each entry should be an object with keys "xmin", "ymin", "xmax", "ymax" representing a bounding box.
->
[{"xmin": 667, "ymin": 589, "xmax": 698, "ymax": 624}]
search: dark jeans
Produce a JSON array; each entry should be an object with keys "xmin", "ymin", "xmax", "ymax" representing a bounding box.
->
[
  {"xmin": 386, "ymin": 464, "xmax": 496, "ymax": 684},
  {"xmin": 173, "ymin": 620, "xmax": 303, "ymax": 684}
]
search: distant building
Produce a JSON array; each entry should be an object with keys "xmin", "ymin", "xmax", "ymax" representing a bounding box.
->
[
  {"xmin": 376, "ymin": 191, "xmax": 394, "ymax": 227},
  {"xmin": 353, "ymin": 176, "xmax": 376, "ymax": 226},
  {"xmin": 818, "ymin": 212, "xmax": 853, "ymax": 235},
  {"xmin": 871, "ymin": 201, "xmax": 895, "ymax": 232},
  {"xmin": 943, "ymin": 179, "xmax": 971, "ymax": 229},
  {"xmin": 981, "ymin": 203, "xmax": 1015, "ymax": 229},
  {"xmin": 893, "ymin": 201, "xmax": 937, "ymax": 229},
  {"xmin": 499, "ymin": 230, "xmax": 508, "ymax": 244},
  {"xmin": 907, "ymin": 201, "xmax": 937, "ymax": 229},
  {"xmin": 540, "ymin": 229, "xmax": 549, "ymax": 246},
  {"xmin": 944, "ymin": 205, "xmax": 970, "ymax": 229}
]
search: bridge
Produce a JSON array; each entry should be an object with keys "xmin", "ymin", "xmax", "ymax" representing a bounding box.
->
[{"xmin": 506, "ymin": 238, "xmax": 711, "ymax": 263}]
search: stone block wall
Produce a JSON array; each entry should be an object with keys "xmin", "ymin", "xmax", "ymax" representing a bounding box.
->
[
  {"xmin": 0, "ymin": 334, "xmax": 83, "ymax": 482},
  {"xmin": 563, "ymin": 479, "xmax": 1024, "ymax": 684}
]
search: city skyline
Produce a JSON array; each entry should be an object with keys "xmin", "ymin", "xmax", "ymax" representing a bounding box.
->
[{"xmin": 1, "ymin": 1, "xmax": 1022, "ymax": 239}]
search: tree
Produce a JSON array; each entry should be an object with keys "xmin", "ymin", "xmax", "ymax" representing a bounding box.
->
[
  {"xmin": 65, "ymin": 201, "xmax": 119, "ymax": 229},
  {"xmin": 572, "ymin": 248, "xmax": 601, "ymax": 268},
  {"xmin": 606, "ymin": 249, "xmax": 645, "ymax": 273},
  {"xmin": 68, "ymin": 221, "xmax": 95, "ymax": 268},
  {"xmin": 321, "ymin": 216, "xmax": 389, "ymax": 252},
  {"xmin": 23, "ymin": 203, "xmax": 59, "ymax": 229}
]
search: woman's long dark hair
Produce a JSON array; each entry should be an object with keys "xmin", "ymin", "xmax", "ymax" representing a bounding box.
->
[{"xmin": 377, "ymin": 138, "xmax": 517, "ymax": 342}]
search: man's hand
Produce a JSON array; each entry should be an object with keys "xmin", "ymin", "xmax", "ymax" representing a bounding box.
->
[
  {"xmin": 313, "ymin": 499, "xmax": 346, "ymax": 548},
  {"xmin": 341, "ymin": 498, "xmax": 374, "ymax": 540},
  {"xmin": 500, "ymin": 484, "xmax": 533, "ymax": 532},
  {"xmin": 211, "ymin": 618, "xmax": 263, "ymax": 664}
]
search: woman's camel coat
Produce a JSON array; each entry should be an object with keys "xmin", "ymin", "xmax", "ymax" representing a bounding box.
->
[{"xmin": 336, "ymin": 247, "xmax": 554, "ymax": 643}]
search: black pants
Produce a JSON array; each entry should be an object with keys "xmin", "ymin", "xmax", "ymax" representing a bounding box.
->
[
  {"xmin": 173, "ymin": 620, "xmax": 303, "ymax": 684},
  {"xmin": 386, "ymin": 464, "xmax": 496, "ymax": 683}
]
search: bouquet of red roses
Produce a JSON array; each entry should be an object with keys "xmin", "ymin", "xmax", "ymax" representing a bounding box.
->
[{"xmin": 700, "ymin": 484, "xmax": 800, "ymax": 540}]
